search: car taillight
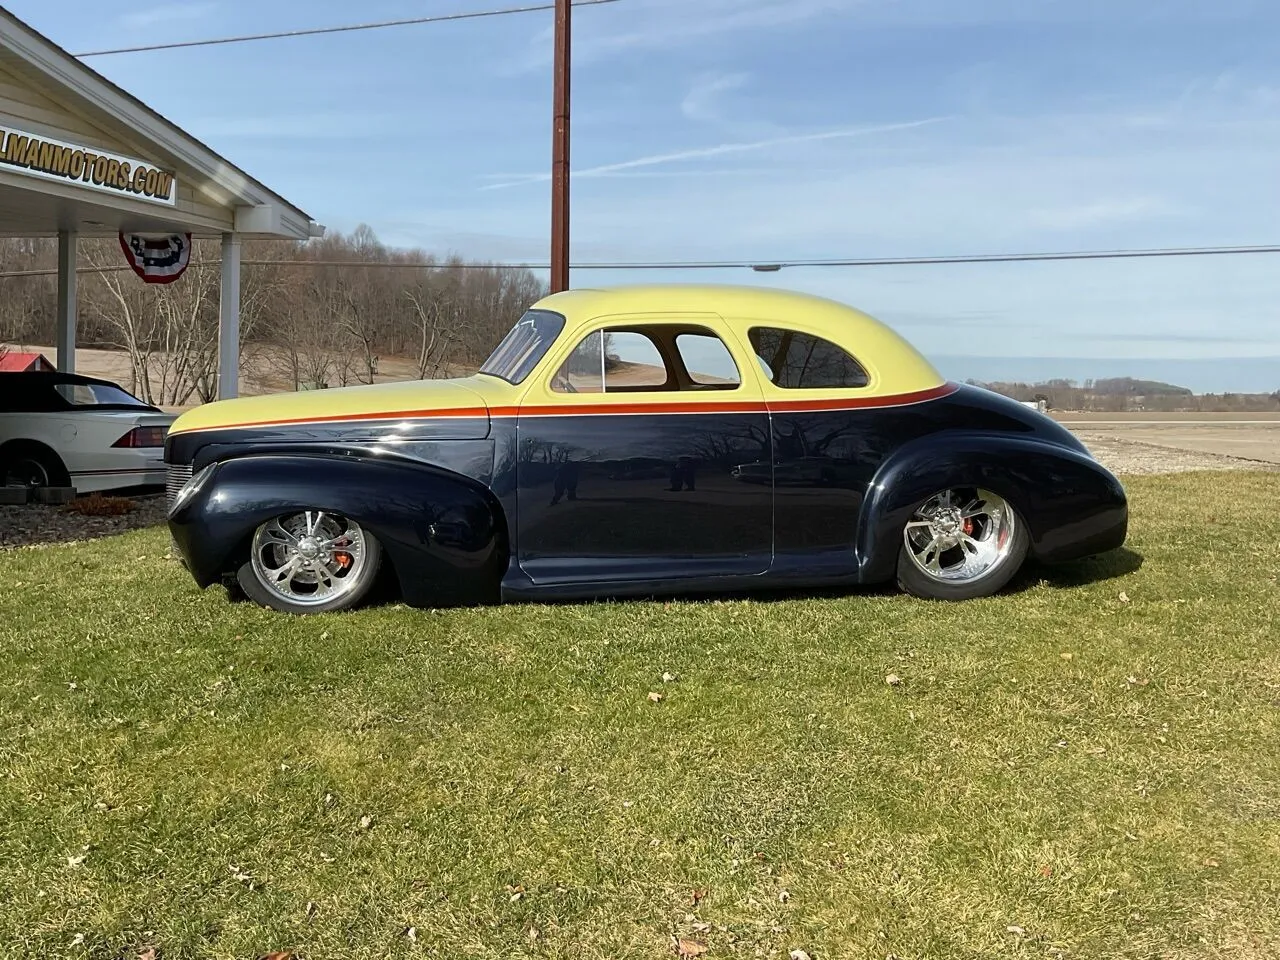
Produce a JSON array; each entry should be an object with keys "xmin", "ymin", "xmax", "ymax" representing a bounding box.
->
[{"xmin": 113, "ymin": 426, "xmax": 169, "ymax": 448}]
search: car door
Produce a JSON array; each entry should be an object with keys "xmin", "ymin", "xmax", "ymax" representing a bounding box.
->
[
  {"xmin": 745, "ymin": 322, "xmax": 888, "ymax": 579},
  {"xmin": 514, "ymin": 313, "xmax": 774, "ymax": 585}
]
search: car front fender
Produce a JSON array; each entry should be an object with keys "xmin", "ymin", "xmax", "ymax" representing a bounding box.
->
[
  {"xmin": 854, "ymin": 432, "xmax": 1128, "ymax": 584},
  {"xmin": 169, "ymin": 453, "xmax": 507, "ymax": 607}
]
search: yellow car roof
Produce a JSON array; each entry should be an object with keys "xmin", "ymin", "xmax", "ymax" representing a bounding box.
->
[{"xmin": 529, "ymin": 283, "xmax": 946, "ymax": 398}]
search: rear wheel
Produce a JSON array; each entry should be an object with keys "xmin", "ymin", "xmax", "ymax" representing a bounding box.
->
[
  {"xmin": 236, "ymin": 510, "xmax": 383, "ymax": 614},
  {"xmin": 896, "ymin": 487, "xmax": 1028, "ymax": 600},
  {"xmin": 1, "ymin": 445, "xmax": 70, "ymax": 489}
]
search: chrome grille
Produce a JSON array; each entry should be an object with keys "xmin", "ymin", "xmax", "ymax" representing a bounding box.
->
[{"xmin": 166, "ymin": 463, "xmax": 192, "ymax": 507}]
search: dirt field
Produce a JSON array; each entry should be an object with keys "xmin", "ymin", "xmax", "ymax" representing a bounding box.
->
[
  {"xmin": 8, "ymin": 344, "xmax": 468, "ymax": 406},
  {"xmin": 1055, "ymin": 412, "xmax": 1280, "ymax": 472}
]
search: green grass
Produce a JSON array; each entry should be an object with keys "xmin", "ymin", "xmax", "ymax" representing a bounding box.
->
[{"xmin": 1, "ymin": 472, "xmax": 1278, "ymax": 960}]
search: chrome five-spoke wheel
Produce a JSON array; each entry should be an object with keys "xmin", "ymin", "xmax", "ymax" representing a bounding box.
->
[
  {"xmin": 236, "ymin": 510, "xmax": 383, "ymax": 614},
  {"xmin": 896, "ymin": 487, "xmax": 1028, "ymax": 600}
]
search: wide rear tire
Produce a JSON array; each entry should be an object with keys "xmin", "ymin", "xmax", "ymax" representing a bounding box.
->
[{"xmin": 895, "ymin": 486, "xmax": 1029, "ymax": 601}]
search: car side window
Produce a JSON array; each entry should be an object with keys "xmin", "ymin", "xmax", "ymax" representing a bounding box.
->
[
  {"xmin": 550, "ymin": 325, "xmax": 746, "ymax": 393},
  {"xmin": 675, "ymin": 333, "xmax": 741, "ymax": 388},
  {"xmin": 552, "ymin": 330, "xmax": 672, "ymax": 393},
  {"xmin": 748, "ymin": 326, "xmax": 870, "ymax": 389}
]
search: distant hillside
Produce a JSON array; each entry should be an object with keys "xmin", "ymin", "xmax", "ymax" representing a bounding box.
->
[
  {"xmin": 929, "ymin": 354, "xmax": 1279, "ymax": 396},
  {"xmin": 970, "ymin": 376, "xmax": 1278, "ymax": 413}
]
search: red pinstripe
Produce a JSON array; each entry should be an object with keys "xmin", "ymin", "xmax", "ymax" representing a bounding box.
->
[{"xmin": 185, "ymin": 383, "xmax": 959, "ymax": 432}]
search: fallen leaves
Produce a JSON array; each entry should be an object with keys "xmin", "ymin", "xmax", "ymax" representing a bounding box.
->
[
  {"xmin": 790, "ymin": 950, "xmax": 813, "ymax": 960},
  {"xmin": 359, "ymin": 815, "xmax": 374, "ymax": 830},
  {"xmin": 662, "ymin": 672, "xmax": 678, "ymax": 683},
  {"xmin": 885, "ymin": 673, "xmax": 903, "ymax": 687},
  {"xmin": 648, "ymin": 691, "xmax": 664, "ymax": 703},
  {"xmin": 674, "ymin": 937, "xmax": 708, "ymax": 957},
  {"xmin": 691, "ymin": 887, "xmax": 707, "ymax": 906},
  {"xmin": 1119, "ymin": 591, "xmax": 1131, "ymax": 603}
]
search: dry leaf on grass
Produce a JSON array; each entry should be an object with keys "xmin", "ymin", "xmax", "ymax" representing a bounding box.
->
[
  {"xmin": 691, "ymin": 887, "xmax": 707, "ymax": 906},
  {"xmin": 789, "ymin": 950, "xmax": 813, "ymax": 960},
  {"xmin": 137, "ymin": 948, "xmax": 158, "ymax": 960},
  {"xmin": 1119, "ymin": 591, "xmax": 1131, "ymax": 603},
  {"xmin": 674, "ymin": 938, "xmax": 708, "ymax": 957},
  {"xmin": 885, "ymin": 673, "xmax": 903, "ymax": 686},
  {"xmin": 662, "ymin": 672, "xmax": 678, "ymax": 683},
  {"xmin": 258, "ymin": 952, "xmax": 296, "ymax": 960},
  {"xmin": 648, "ymin": 691, "xmax": 664, "ymax": 703}
]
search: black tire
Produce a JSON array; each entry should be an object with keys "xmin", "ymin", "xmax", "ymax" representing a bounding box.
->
[
  {"xmin": 895, "ymin": 488, "xmax": 1030, "ymax": 601},
  {"xmin": 1, "ymin": 443, "xmax": 70, "ymax": 489},
  {"xmin": 234, "ymin": 514, "xmax": 384, "ymax": 615}
]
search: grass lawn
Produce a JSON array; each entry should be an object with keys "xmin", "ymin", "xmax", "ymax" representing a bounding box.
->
[{"xmin": 1, "ymin": 471, "xmax": 1278, "ymax": 960}]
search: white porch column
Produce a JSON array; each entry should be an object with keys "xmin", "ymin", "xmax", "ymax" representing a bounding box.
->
[
  {"xmin": 56, "ymin": 230, "xmax": 78, "ymax": 373},
  {"xmin": 218, "ymin": 231, "xmax": 241, "ymax": 400}
]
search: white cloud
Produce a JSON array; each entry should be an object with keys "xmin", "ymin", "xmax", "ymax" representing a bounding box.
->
[
  {"xmin": 190, "ymin": 112, "xmax": 398, "ymax": 139},
  {"xmin": 505, "ymin": 0, "xmax": 866, "ymax": 74},
  {"xmin": 681, "ymin": 72, "xmax": 751, "ymax": 123},
  {"xmin": 1028, "ymin": 197, "xmax": 1188, "ymax": 230},
  {"xmin": 119, "ymin": 3, "xmax": 217, "ymax": 29},
  {"xmin": 480, "ymin": 117, "xmax": 950, "ymax": 189}
]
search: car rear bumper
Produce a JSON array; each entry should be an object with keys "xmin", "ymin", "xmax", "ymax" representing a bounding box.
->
[{"xmin": 70, "ymin": 466, "xmax": 166, "ymax": 494}]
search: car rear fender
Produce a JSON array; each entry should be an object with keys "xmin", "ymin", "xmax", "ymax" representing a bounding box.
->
[
  {"xmin": 854, "ymin": 431, "xmax": 1128, "ymax": 583},
  {"xmin": 169, "ymin": 453, "xmax": 507, "ymax": 607}
]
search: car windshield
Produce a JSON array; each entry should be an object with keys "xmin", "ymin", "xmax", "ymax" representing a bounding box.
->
[
  {"xmin": 55, "ymin": 382, "xmax": 151, "ymax": 407},
  {"xmin": 478, "ymin": 309, "xmax": 566, "ymax": 384}
]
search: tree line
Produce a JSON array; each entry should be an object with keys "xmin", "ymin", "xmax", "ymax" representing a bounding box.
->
[{"xmin": 0, "ymin": 225, "xmax": 546, "ymax": 405}]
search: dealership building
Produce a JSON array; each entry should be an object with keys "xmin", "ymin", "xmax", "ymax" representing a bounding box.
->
[{"xmin": 0, "ymin": 8, "xmax": 323, "ymax": 398}]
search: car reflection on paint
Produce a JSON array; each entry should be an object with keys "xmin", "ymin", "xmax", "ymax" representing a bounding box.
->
[{"xmin": 163, "ymin": 284, "xmax": 1129, "ymax": 615}]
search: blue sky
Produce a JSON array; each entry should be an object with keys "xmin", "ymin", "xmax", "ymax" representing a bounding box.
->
[{"xmin": 11, "ymin": 0, "xmax": 1280, "ymax": 391}]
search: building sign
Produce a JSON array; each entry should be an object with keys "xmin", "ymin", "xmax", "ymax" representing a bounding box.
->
[
  {"xmin": 0, "ymin": 125, "xmax": 176, "ymax": 206},
  {"xmin": 120, "ymin": 232, "xmax": 192, "ymax": 284}
]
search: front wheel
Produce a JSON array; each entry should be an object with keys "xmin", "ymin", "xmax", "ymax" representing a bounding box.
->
[
  {"xmin": 236, "ymin": 510, "xmax": 383, "ymax": 614},
  {"xmin": 896, "ymin": 487, "xmax": 1028, "ymax": 600}
]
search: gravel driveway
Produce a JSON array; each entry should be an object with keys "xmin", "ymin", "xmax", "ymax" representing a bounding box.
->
[{"xmin": 1, "ymin": 436, "xmax": 1274, "ymax": 551}]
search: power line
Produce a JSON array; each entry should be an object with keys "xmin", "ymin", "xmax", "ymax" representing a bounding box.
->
[
  {"xmin": 4, "ymin": 243, "xmax": 1280, "ymax": 280},
  {"xmin": 73, "ymin": 0, "xmax": 621, "ymax": 57}
]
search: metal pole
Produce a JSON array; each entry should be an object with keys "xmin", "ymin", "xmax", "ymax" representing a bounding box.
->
[
  {"xmin": 218, "ymin": 232, "xmax": 242, "ymax": 399},
  {"xmin": 550, "ymin": 0, "xmax": 570, "ymax": 293},
  {"xmin": 56, "ymin": 230, "xmax": 77, "ymax": 373}
]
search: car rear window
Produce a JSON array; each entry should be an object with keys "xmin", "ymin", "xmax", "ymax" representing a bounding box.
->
[
  {"xmin": 55, "ymin": 382, "xmax": 150, "ymax": 407},
  {"xmin": 748, "ymin": 326, "xmax": 871, "ymax": 389}
]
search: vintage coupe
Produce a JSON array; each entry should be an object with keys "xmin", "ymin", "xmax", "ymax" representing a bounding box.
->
[{"xmin": 164, "ymin": 285, "xmax": 1128, "ymax": 614}]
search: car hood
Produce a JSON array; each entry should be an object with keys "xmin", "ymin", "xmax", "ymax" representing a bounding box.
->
[{"xmin": 168, "ymin": 377, "xmax": 494, "ymax": 439}]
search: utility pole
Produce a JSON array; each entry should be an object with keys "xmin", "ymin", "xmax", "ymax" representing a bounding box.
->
[{"xmin": 550, "ymin": 0, "xmax": 571, "ymax": 293}]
